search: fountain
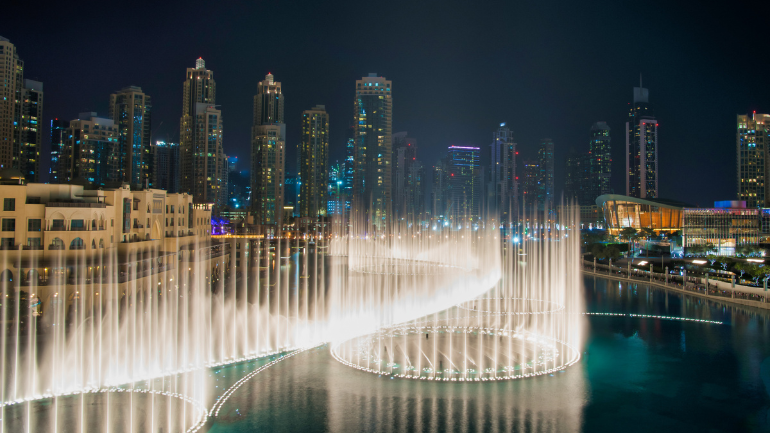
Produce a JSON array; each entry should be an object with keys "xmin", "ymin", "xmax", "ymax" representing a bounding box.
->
[{"xmin": 0, "ymin": 199, "xmax": 584, "ymax": 431}]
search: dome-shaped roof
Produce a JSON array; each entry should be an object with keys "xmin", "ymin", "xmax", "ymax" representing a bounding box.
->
[{"xmin": 0, "ymin": 168, "xmax": 26, "ymax": 185}]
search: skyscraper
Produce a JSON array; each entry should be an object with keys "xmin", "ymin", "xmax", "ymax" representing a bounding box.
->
[
  {"xmin": 564, "ymin": 150, "xmax": 589, "ymax": 205},
  {"xmin": 538, "ymin": 138, "xmax": 555, "ymax": 212},
  {"xmin": 488, "ymin": 123, "xmax": 517, "ymax": 222},
  {"xmin": 737, "ymin": 112, "xmax": 770, "ymax": 208},
  {"xmin": 61, "ymin": 112, "xmax": 120, "ymax": 187},
  {"xmin": 0, "ymin": 37, "xmax": 43, "ymax": 181},
  {"xmin": 110, "ymin": 86, "xmax": 152, "ymax": 188},
  {"xmin": 254, "ymin": 73, "xmax": 284, "ymax": 125},
  {"xmin": 432, "ymin": 156, "xmax": 450, "ymax": 219},
  {"xmin": 392, "ymin": 132, "xmax": 423, "ymax": 222},
  {"xmin": 19, "ymin": 79, "xmax": 43, "ymax": 182},
  {"xmin": 299, "ymin": 105, "xmax": 329, "ymax": 218},
  {"xmin": 50, "ymin": 119, "xmax": 70, "ymax": 184},
  {"xmin": 447, "ymin": 146, "xmax": 481, "ymax": 222},
  {"xmin": 353, "ymin": 73, "xmax": 392, "ymax": 232},
  {"xmin": 251, "ymin": 73, "xmax": 286, "ymax": 226},
  {"xmin": 0, "ymin": 36, "xmax": 23, "ymax": 171},
  {"xmin": 589, "ymin": 122, "xmax": 611, "ymax": 199},
  {"xmin": 152, "ymin": 141, "xmax": 180, "ymax": 193},
  {"xmin": 521, "ymin": 159, "xmax": 540, "ymax": 208},
  {"xmin": 626, "ymin": 78, "xmax": 659, "ymax": 198},
  {"xmin": 180, "ymin": 58, "xmax": 224, "ymax": 205}
]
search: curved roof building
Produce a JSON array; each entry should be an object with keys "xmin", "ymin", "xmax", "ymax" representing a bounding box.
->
[{"xmin": 596, "ymin": 194, "xmax": 687, "ymax": 233}]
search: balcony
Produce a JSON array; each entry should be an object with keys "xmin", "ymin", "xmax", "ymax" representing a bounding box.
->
[
  {"xmin": 22, "ymin": 245, "xmax": 43, "ymax": 251},
  {"xmin": 0, "ymin": 244, "xmax": 19, "ymax": 251}
]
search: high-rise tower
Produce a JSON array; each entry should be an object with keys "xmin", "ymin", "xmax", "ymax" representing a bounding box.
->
[
  {"xmin": 0, "ymin": 37, "xmax": 43, "ymax": 181},
  {"xmin": 353, "ymin": 73, "xmax": 392, "ymax": 232},
  {"xmin": 589, "ymin": 121, "xmax": 611, "ymax": 199},
  {"xmin": 447, "ymin": 146, "xmax": 481, "ymax": 222},
  {"xmin": 110, "ymin": 86, "xmax": 152, "ymax": 188},
  {"xmin": 251, "ymin": 73, "xmax": 286, "ymax": 227},
  {"xmin": 0, "ymin": 36, "xmax": 23, "ymax": 171},
  {"xmin": 737, "ymin": 112, "xmax": 770, "ymax": 208},
  {"xmin": 254, "ymin": 73, "xmax": 284, "ymax": 125},
  {"xmin": 19, "ymin": 79, "xmax": 43, "ymax": 182},
  {"xmin": 179, "ymin": 58, "xmax": 224, "ymax": 205},
  {"xmin": 626, "ymin": 78, "xmax": 658, "ymax": 198},
  {"xmin": 50, "ymin": 119, "xmax": 70, "ymax": 184},
  {"xmin": 488, "ymin": 123, "xmax": 517, "ymax": 221},
  {"xmin": 299, "ymin": 105, "xmax": 329, "ymax": 219},
  {"xmin": 538, "ymin": 138, "xmax": 555, "ymax": 212}
]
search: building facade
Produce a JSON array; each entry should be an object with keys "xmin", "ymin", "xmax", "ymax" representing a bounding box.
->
[
  {"xmin": 251, "ymin": 73, "xmax": 286, "ymax": 228},
  {"xmin": 737, "ymin": 113, "xmax": 770, "ymax": 208},
  {"xmin": 683, "ymin": 202, "xmax": 759, "ymax": 256},
  {"xmin": 110, "ymin": 86, "xmax": 152, "ymax": 188},
  {"xmin": 626, "ymin": 81, "xmax": 659, "ymax": 199},
  {"xmin": 488, "ymin": 123, "xmax": 517, "ymax": 222},
  {"xmin": 18, "ymin": 79, "xmax": 43, "ymax": 182},
  {"xmin": 0, "ymin": 37, "xmax": 24, "ymax": 172},
  {"xmin": 49, "ymin": 119, "xmax": 69, "ymax": 184},
  {"xmin": 251, "ymin": 124, "xmax": 286, "ymax": 227},
  {"xmin": 392, "ymin": 132, "xmax": 423, "ymax": 223},
  {"xmin": 589, "ymin": 122, "xmax": 611, "ymax": 199},
  {"xmin": 353, "ymin": 74, "xmax": 392, "ymax": 232},
  {"xmin": 299, "ymin": 105, "xmax": 329, "ymax": 219},
  {"xmin": 538, "ymin": 138, "xmax": 555, "ymax": 212},
  {"xmin": 60, "ymin": 113, "xmax": 120, "ymax": 187},
  {"xmin": 447, "ymin": 146, "xmax": 481, "ymax": 222},
  {"xmin": 180, "ymin": 58, "xmax": 224, "ymax": 206},
  {"xmin": 152, "ymin": 141, "xmax": 180, "ymax": 194}
]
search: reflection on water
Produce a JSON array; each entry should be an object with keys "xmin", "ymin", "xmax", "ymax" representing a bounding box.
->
[{"xmin": 208, "ymin": 276, "xmax": 770, "ymax": 433}]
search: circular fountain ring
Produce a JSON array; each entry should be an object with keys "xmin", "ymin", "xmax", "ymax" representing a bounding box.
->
[
  {"xmin": 331, "ymin": 322, "xmax": 581, "ymax": 382},
  {"xmin": 456, "ymin": 297, "xmax": 565, "ymax": 316}
]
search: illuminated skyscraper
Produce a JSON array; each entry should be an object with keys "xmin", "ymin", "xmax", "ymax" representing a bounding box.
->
[
  {"xmin": 392, "ymin": 132, "xmax": 423, "ymax": 222},
  {"xmin": 488, "ymin": 123, "xmax": 517, "ymax": 221},
  {"xmin": 589, "ymin": 122, "xmax": 611, "ymax": 199},
  {"xmin": 447, "ymin": 146, "xmax": 481, "ymax": 222},
  {"xmin": 50, "ymin": 119, "xmax": 69, "ymax": 184},
  {"xmin": 353, "ymin": 73, "xmax": 392, "ymax": 232},
  {"xmin": 110, "ymin": 86, "xmax": 152, "ymax": 188},
  {"xmin": 60, "ymin": 112, "xmax": 120, "ymax": 187},
  {"xmin": 299, "ymin": 105, "xmax": 329, "ymax": 218},
  {"xmin": 19, "ymin": 79, "xmax": 43, "ymax": 182},
  {"xmin": 0, "ymin": 36, "xmax": 23, "ymax": 171},
  {"xmin": 254, "ymin": 73, "xmax": 284, "ymax": 125},
  {"xmin": 152, "ymin": 141, "xmax": 180, "ymax": 193},
  {"xmin": 0, "ymin": 37, "xmax": 43, "ymax": 181},
  {"xmin": 179, "ymin": 58, "xmax": 224, "ymax": 205},
  {"xmin": 737, "ymin": 112, "xmax": 770, "ymax": 208},
  {"xmin": 626, "ymin": 78, "xmax": 658, "ymax": 198},
  {"xmin": 538, "ymin": 138, "xmax": 555, "ymax": 212},
  {"xmin": 521, "ymin": 159, "xmax": 540, "ymax": 208},
  {"xmin": 251, "ymin": 73, "xmax": 286, "ymax": 226}
]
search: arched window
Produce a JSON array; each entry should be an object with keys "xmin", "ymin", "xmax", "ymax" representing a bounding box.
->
[
  {"xmin": 91, "ymin": 239, "xmax": 96, "ymax": 249},
  {"xmin": 99, "ymin": 239, "xmax": 105, "ymax": 248},
  {"xmin": 70, "ymin": 238, "xmax": 84, "ymax": 250},
  {"xmin": 49, "ymin": 238, "xmax": 64, "ymax": 250}
]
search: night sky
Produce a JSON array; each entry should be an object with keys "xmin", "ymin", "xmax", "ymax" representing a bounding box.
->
[{"xmin": 3, "ymin": 0, "xmax": 768, "ymax": 207}]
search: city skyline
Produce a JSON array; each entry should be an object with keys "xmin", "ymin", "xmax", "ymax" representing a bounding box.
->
[{"xmin": 2, "ymin": 1, "xmax": 769, "ymax": 208}]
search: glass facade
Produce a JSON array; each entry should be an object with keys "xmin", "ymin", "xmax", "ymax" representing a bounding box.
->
[
  {"xmin": 737, "ymin": 113, "xmax": 769, "ymax": 208},
  {"xmin": 597, "ymin": 194, "xmax": 683, "ymax": 234},
  {"xmin": 683, "ymin": 208, "xmax": 759, "ymax": 255}
]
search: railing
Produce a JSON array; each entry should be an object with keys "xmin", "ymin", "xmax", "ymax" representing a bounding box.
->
[
  {"xmin": 0, "ymin": 244, "xmax": 18, "ymax": 250},
  {"xmin": 48, "ymin": 245, "xmax": 64, "ymax": 250},
  {"xmin": 133, "ymin": 223, "xmax": 144, "ymax": 229},
  {"xmin": 47, "ymin": 202, "xmax": 106, "ymax": 208},
  {"xmin": 582, "ymin": 259, "xmax": 770, "ymax": 307},
  {"xmin": 22, "ymin": 245, "xmax": 43, "ymax": 250}
]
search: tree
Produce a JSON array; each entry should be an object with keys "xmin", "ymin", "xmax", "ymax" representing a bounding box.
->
[
  {"xmin": 605, "ymin": 245, "xmax": 621, "ymax": 261},
  {"xmin": 733, "ymin": 262, "xmax": 747, "ymax": 279},
  {"xmin": 619, "ymin": 227, "xmax": 637, "ymax": 242},
  {"xmin": 706, "ymin": 254, "xmax": 718, "ymax": 266},
  {"xmin": 639, "ymin": 227, "xmax": 656, "ymax": 239},
  {"xmin": 591, "ymin": 243, "xmax": 607, "ymax": 260}
]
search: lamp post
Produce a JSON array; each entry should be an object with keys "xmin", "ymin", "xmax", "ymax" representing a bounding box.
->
[{"xmin": 665, "ymin": 266, "xmax": 669, "ymax": 285}]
